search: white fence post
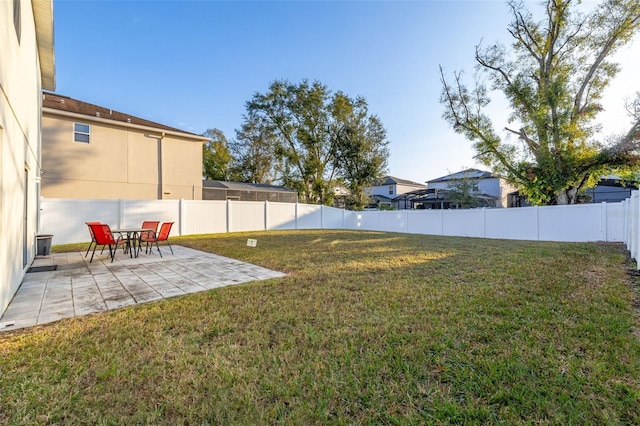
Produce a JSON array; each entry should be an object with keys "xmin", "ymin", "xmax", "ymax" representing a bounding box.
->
[
  {"xmin": 118, "ymin": 199, "xmax": 124, "ymax": 229},
  {"xmin": 264, "ymin": 200, "xmax": 268, "ymax": 230},
  {"xmin": 482, "ymin": 208, "xmax": 486, "ymax": 238},
  {"xmin": 179, "ymin": 198, "xmax": 185, "ymax": 236},
  {"xmin": 405, "ymin": 210, "xmax": 410, "ymax": 234},
  {"xmin": 601, "ymin": 202, "xmax": 607, "ymax": 242},
  {"xmin": 636, "ymin": 192, "xmax": 640, "ymax": 270},
  {"xmin": 630, "ymin": 191, "xmax": 638, "ymax": 265},
  {"xmin": 624, "ymin": 199, "xmax": 629, "ymax": 247},
  {"xmin": 226, "ymin": 199, "xmax": 231, "ymax": 233}
]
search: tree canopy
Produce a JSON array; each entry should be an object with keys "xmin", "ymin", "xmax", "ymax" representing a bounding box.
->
[
  {"xmin": 237, "ymin": 79, "xmax": 390, "ymax": 209},
  {"xmin": 229, "ymin": 117, "xmax": 283, "ymax": 185},
  {"xmin": 202, "ymin": 128, "xmax": 233, "ymax": 181},
  {"xmin": 440, "ymin": 0, "xmax": 640, "ymax": 205}
]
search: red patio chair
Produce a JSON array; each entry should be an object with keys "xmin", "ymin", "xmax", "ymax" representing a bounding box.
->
[
  {"xmin": 85, "ymin": 221, "xmax": 103, "ymax": 257},
  {"xmin": 140, "ymin": 222, "xmax": 174, "ymax": 257},
  {"xmin": 88, "ymin": 223, "xmax": 125, "ymax": 263},
  {"xmin": 138, "ymin": 221, "xmax": 160, "ymax": 249}
]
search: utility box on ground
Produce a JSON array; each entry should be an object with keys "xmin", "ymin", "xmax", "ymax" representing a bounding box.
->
[{"xmin": 36, "ymin": 234, "xmax": 54, "ymax": 256}]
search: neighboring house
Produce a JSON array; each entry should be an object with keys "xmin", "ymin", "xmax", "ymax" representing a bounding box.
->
[
  {"xmin": 367, "ymin": 176, "xmax": 427, "ymax": 209},
  {"xmin": 1, "ymin": 0, "xmax": 55, "ymax": 315},
  {"xmin": 426, "ymin": 168, "xmax": 515, "ymax": 208},
  {"xmin": 393, "ymin": 188, "xmax": 500, "ymax": 210},
  {"xmin": 509, "ymin": 176, "xmax": 638, "ymax": 207},
  {"xmin": 202, "ymin": 180, "xmax": 298, "ymax": 203},
  {"xmin": 583, "ymin": 177, "xmax": 636, "ymax": 203},
  {"xmin": 330, "ymin": 182, "xmax": 350, "ymax": 208},
  {"xmin": 41, "ymin": 93, "xmax": 209, "ymax": 200}
]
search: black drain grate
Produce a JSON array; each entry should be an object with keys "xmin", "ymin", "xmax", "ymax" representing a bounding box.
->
[{"xmin": 27, "ymin": 265, "xmax": 58, "ymax": 273}]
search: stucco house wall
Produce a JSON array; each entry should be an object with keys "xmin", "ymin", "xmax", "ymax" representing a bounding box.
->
[
  {"xmin": 477, "ymin": 179, "xmax": 515, "ymax": 207},
  {"xmin": 427, "ymin": 170, "xmax": 516, "ymax": 208},
  {"xmin": 0, "ymin": 0, "xmax": 55, "ymax": 315},
  {"xmin": 369, "ymin": 185, "xmax": 395, "ymax": 197},
  {"xmin": 41, "ymin": 94, "xmax": 207, "ymax": 200},
  {"xmin": 368, "ymin": 176, "xmax": 427, "ymax": 198}
]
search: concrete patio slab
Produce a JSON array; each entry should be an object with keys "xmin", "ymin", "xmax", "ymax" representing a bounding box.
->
[{"xmin": 0, "ymin": 245, "xmax": 286, "ymax": 332}]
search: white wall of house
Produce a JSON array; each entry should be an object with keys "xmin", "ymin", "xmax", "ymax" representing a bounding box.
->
[
  {"xmin": 368, "ymin": 183, "xmax": 425, "ymax": 198},
  {"xmin": 429, "ymin": 177, "xmax": 516, "ymax": 208},
  {"xmin": 396, "ymin": 183, "xmax": 426, "ymax": 196},
  {"xmin": 0, "ymin": 0, "xmax": 54, "ymax": 315},
  {"xmin": 478, "ymin": 178, "xmax": 516, "ymax": 207},
  {"xmin": 369, "ymin": 184, "xmax": 396, "ymax": 197}
]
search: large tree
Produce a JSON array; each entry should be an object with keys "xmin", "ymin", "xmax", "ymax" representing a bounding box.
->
[
  {"xmin": 230, "ymin": 117, "xmax": 280, "ymax": 184},
  {"xmin": 202, "ymin": 128, "xmax": 233, "ymax": 181},
  {"xmin": 440, "ymin": 0, "xmax": 640, "ymax": 205},
  {"xmin": 239, "ymin": 79, "xmax": 390, "ymax": 208}
]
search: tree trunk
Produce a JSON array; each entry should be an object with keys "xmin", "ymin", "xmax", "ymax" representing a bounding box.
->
[
  {"xmin": 556, "ymin": 189, "xmax": 569, "ymax": 205},
  {"xmin": 555, "ymin": 187, "xmax": 579, "ymax": 205}
]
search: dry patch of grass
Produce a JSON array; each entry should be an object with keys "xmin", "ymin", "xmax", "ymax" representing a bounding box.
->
[{"xmin": 2, "ymin": 230, "xmax": 640, "ymax": 424}]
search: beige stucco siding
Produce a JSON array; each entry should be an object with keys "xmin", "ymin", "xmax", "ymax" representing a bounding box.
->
[
  {"xmin": 127, "ymin": 131, "xmax": 160, "ymax": 185},
  {"xmin": 41, "ymin": 114, "xmax": 204, "ymax": 200},
  {"xmin": 161, "ymin": 136, "xmax": 203, "ymax": 199},
  {"xmin": 0, "ymin": 0, "xmax": 54, "ymax": 315}
]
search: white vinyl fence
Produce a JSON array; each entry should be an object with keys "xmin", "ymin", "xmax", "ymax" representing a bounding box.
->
[
  {"xmin": 41, "ymin": 196, "xmax": 639, "ymax": 240},
  {"xmin": 622, "ymin": 190, "xmax": 640, "ymax": 267},
  {"xmin": 40, "ymin": 199, "xmax": 344, "ymax": 245},
  {"xmin": 41, "ymin": 193, "xmax": 640, "ymax": 266}
]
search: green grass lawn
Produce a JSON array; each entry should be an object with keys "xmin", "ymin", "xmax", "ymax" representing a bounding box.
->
[{"xmin": 1, "ymin": 230, "xmax": 639, "ymax": 424}]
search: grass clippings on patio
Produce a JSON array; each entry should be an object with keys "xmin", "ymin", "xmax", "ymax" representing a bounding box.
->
[{"xmin": 2, "ymin": 230, "xmax": 640, "ymax": 424}]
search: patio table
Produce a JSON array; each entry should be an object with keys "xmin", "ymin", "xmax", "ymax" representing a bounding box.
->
[{"xmin": 111, "ymin": 228, "xmax": 154, "ymax": 258}]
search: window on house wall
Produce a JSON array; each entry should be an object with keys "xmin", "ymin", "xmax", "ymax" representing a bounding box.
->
[
  {"xmin": 388, "ymin": 185, "xmax": 394, "ymax": 195},
  {"xmin": 74, "ymin": 123, "xmax": 90, "ymax": 143},
  {"xmin": 13, "ymin": 0, "xmax": 21, "ymax": 42}
]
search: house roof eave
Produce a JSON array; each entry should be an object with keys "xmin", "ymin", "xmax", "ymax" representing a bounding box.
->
[
  {"xmin": 43, "ymin": 107, "xmax": 210, "ymax": 143},
  {"xmin": 427, "ymin": 168, "xmax": 499, "ymax": 183},
  {"xmin": 32, "ymin": 0, "xmax": 56, "ymax": 91}
]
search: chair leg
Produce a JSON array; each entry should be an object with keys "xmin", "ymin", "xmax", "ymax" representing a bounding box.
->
[
  {"xmin": 108, "ymin": 244, "xmax": 116, "ymax": 263},
  {"xmin": 155, "ymin": 241, "xmax": 162, "ymax": 258},
  {"xmin": 167, "ymin": 241, "xmax": 174, "ymax": 255},
  {"xmin": 85, "ymin": 241, "xmax": 95, "ymax": 257},
  {"xmin": 90, "ymin": 245, "xmax": 98, "ymax": 263}
]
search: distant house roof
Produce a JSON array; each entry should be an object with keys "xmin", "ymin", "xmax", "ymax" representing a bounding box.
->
[
  {"xmin": 376, "ymin": 176, "xmax": 427, "ymax": 187},
  {"xmin": 43, "ymin": 92, "xmax": 207, "ymax": 139},
  {"xmin": 203, "ymin": 180, "xmax": 297, "ymax": 193},
  {"xmin": 427, "ymin": 168, "xmax": 499, "ymax": 183},
  {"xmin": 371, "ymin": 194, "xmax": 393, "ymax": 202}
]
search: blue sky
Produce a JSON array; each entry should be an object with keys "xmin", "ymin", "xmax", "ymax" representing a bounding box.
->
[{"xmin": 53, "ymin": 0, "xmax": 639, "ymax": 183}]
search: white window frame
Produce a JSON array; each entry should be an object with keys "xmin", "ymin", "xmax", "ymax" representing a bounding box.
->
[
  {"xmin": 74, "ymin": 123, "xmax": 90, "ymax": 143},
  {"xmin": 388, "ymin": 185, "xmax": 394, "ymax": 195}
]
